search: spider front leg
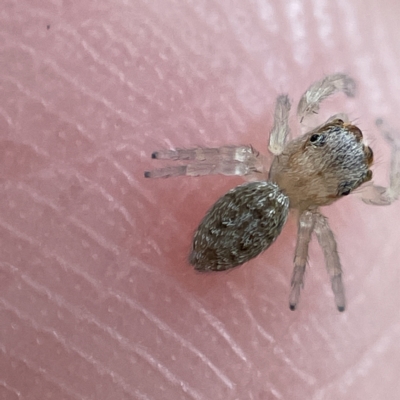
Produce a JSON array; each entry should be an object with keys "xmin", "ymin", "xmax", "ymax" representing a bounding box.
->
[
  {"xmin": 289, "ymin": 210, "xmax": 316, "ymax": 310},
  {"xmin": 314, "ymin": 213, "xmax": 346, "ymax": 312},
  {"xmin": 297, "ymin": 73, "xmax": 356, "ymax": 123},
  {"xmin": 360, "ymin": 119, "xmax": 400, "ymax": 205},
  {"xmin": 144, "ymin": 145, "xmax": 264, "ymax": 178},
  {"xmin": 268, "ymin": 94, "xmax": 291, "ymax": 156}
]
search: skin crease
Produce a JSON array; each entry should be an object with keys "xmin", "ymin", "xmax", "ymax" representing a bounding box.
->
[{"xmin": 2, "ymin": 1, "xmax": 400, "ymax": 400}]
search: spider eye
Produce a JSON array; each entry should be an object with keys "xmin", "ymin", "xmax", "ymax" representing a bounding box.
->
[
  {"xmin": 309, "ymin": 133, "xmax": 326, "ymax": 146},
  {"xmin": 338, "ymin": 181, "xmax": 352, "ymax": 196}
]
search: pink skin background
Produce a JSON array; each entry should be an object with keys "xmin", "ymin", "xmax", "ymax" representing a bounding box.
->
[{"xmin": 1, "ymin": 1, "xmax": 400, "ymax": 399}]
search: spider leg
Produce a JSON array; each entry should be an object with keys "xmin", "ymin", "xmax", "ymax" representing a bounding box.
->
[
  {"xmin": 360, "ymin": 119, "xmax": 400, "ymax": 205},
  {"xmin": 324, "ymin": 113, "xmax": 350, "ymax": 123},
  {"xmin": 144, "ymin": 145, "xmax": 264, "ymax": 178},
  {"xmin": 300, "ymin": 113, "xmax": 352, "ymax": 135},
  {"xmin": 268, "ymin": 94, "xmax": 291, "ymax": 156},
  {"xmin": 150, "ymin": 146, "xmax": 253, "ymax": 161},
  {"xmin": 297, "ymin": 73, "xmax": 356, "ymax": 123},
  {"xmin": 289, "ymin": 210, "xmax": 316, "ymax": 310},
  {"xmin": 314, "ymin": 213, "xmax": 346, "ymax": 312}
]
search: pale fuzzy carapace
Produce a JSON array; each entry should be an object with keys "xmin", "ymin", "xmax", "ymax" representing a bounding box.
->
[{"xmin": 144, "ymin": 74, "xmax": 400, "ymax": 312}]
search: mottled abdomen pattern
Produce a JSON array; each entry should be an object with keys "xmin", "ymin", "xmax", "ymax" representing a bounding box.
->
[{"xmin": 190, "ymin": 181, "xmax": 290, "ymax": 271}]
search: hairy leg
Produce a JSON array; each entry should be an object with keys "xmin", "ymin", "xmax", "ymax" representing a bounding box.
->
[
  {"xmin": 268, "ymin": 94, "xmax": 291, "ymax": 156},
  {"xmin": 360, "ymin": 119, "xmax": 400, "ymax": 205},
  {"xmin": 297, "ymin": 73, "xmax": 356, "ymax": 123},
  {"xmin": 314, "ymin": 213, "xmax": 345, "ymax": 312},
  {"xmin": 289, "ymin": 210, "xmax": 316, "ymax": 310},
  {"xmin": 144, "ymin": 145, "xmax": 265, "ymax": 178}
]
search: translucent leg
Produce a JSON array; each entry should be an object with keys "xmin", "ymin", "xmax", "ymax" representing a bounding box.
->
[
  {"xmin": 268, "ymin": 95, "xmax": 291, "ymax": 156},
  {"xmin": 297, "ymin": 73, "xmax": 356, "ymax": 123},
  {"xmin": 150, "ymin": 145, "xmax": 256, "ymax": 162},
  {"xmin": 289, "ymin": 210, "xmax": 316, "ymax": 311},
  {"xmin": 314, "ymin": 213, "xmax": 346, "ymax": 312},
  {"xmin": 360, "ymin": 119, "xmax": 400, "ymax": 205},
  {"xmin": 144, "ymin": 145, "xmax": 264, "ymax": 178}
]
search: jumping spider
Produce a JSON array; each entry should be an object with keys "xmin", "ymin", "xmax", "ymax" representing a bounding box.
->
[{"xmin": 144, "ymin": 74, "xmax": 400, "ymax": 311}]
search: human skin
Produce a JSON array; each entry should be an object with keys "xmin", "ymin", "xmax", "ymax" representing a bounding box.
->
[{"xmin": 1, "ymin": 1, "xmax": 400, "ymax": 399}]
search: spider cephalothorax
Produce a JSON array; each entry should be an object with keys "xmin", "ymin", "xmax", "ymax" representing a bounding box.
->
[{"xmin": 269, "ymin": 118, "xmax": 373, "ymax": 210}]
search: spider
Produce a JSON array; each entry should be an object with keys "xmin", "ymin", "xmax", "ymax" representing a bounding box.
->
[{"xmin": 144, "ymin": 74, "xmax": 400, "ymax": 311}]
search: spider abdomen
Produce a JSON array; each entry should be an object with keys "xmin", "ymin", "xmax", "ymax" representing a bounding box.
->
[{"xmin": 190, "ymin": 181, "xmax": 290, "ymax": 271}]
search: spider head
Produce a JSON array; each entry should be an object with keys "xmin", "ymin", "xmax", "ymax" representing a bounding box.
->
[{"xmin": 269, "ymin": 118, "xmax": 373, "ymax": 210}]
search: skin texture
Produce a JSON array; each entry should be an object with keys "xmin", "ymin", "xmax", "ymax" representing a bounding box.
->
[{"xmin": 2, "ymin": 1, "xmax": 400, "ymax": 400}]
